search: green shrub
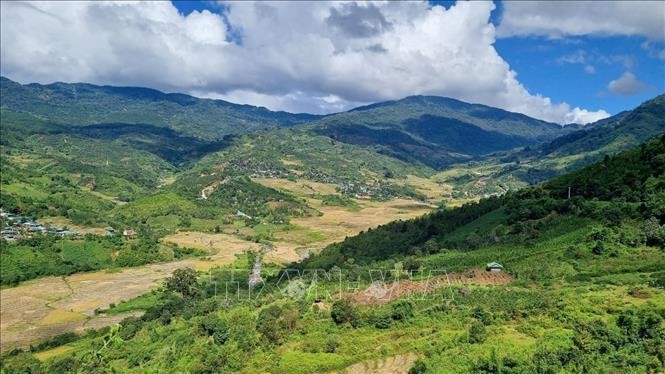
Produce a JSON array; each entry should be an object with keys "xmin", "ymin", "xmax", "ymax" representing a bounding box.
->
[
  {"xmin": 324, "ymin": 336, "xmax": 340, "ymax": 353},
  {"xmin": 409, "ymin": 359, "xmax": 428, "ymax": 374},
  {"xmin": 256, "ymin": 303, "xmax": 299, "ymax": 344},
  {"xmin": 468, "ymin": 320, "xmax": 487, "ymax": 344},
  {"xmin": 331, "ymin": 299, "xmax": 357, "ymax": 326},
  {"xmin": 472, "ymin": 306, "xmax": 493, "ymax": 325},
  {"xmin": 198, "ymin": 313, "xmax": 229, "ymax": 344},
  {"xmin": 391, "ymin": 300, "xmax": 415, "ymax": 321},
  {"xmin": 374, "ymin": 312, "xmax": 392, "ymax": 329}
]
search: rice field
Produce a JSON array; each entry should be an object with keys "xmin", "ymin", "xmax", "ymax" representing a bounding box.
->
[{"xmin": 1, "ymin": 178, "xmax": 438, "ymax": 351}]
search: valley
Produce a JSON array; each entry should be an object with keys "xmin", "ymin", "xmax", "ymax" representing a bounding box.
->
[
  {"xmin": 0, "ymin": 185, "xmax": 434, "ymax": 352},
  {"xmin": 0, "ymin": 77, "xmax": 663, "ymax": 373}
]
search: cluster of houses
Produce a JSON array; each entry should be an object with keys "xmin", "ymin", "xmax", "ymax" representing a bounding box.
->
[
  {"xmin": 228, "ymin": 159, "xmax": 290, "ymax": 179},
  {"xmin": 337, "ymin": 181, "xmax": 404, "ymax": 200},
  {"xmin": 0, "ymin": 211, "xmax": 80, "ymax": 242}
]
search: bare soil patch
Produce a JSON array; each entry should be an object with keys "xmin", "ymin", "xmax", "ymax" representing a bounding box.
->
[
  {"xmin": 200, "ymin": 179, "xmax": 224, "ymax": 199},
  {"xmin": 37, "ymin": 216, "xmax": 107, "ymax": 235},
  {"xmin": 163, "ymin": 231, "xmax": 261, "ymax": 268},
  {"xmin": 337, "ymin": 352, "xmax": 420, "ymax": 374},
  {"xmin": 347, "ymin": 269, "xmax": 513, "ymax": 306}
]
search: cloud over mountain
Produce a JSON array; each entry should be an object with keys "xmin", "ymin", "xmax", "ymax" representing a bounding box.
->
[
  {"xmin": 498, "ymin": 1, "xmax": 665, "ymax": 40},
  {"xmin": 0, "ymin": 1, "xmax": 610, "ymax": 123}
]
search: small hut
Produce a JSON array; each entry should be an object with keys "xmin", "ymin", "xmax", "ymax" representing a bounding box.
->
[
  {"xmin": 122, "ymin": 228, "xmax": 137, "ymax": 239},
  {"xmin": 486, "ymin": 262, "xmax": 504, "ymax": 272}
]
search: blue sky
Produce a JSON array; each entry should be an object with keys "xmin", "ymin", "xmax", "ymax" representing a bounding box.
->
[
  {"xmin": 495, "ymin": 35, "xmax": 664, "ymax": 115},
  {"xmin": 1, "ymin": 1, "xmax": 663, "ymax": 123},
  {"xmin": 171, "ymin": 0, "xmax": 664, "ymax": 117}
]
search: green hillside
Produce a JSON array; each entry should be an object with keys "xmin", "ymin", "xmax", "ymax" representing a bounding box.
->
[
  {"xmin": 174, "ymin": 129, "xmax": 433, "ymax": 201},
  {"xmin": 4, "ymin": 137, "xmax": 663, "ymax": 373},
  {"xmin": 435, "ymin": 95, "xmax": 665, "ymax": 197},
  {"xmin": 0, "ymin": 77, "xmax": 320, "ymax": 140},
  {"xmin": 305, "ymin": 135, "xmax": 665, "ymax": 267},
  {"xmin": 503, "ymin": 94, "xmax": 665, "ymax": 183},
  {"xmin": 303, "ymin": 95, "xmax": 577, "ymax": 168}
]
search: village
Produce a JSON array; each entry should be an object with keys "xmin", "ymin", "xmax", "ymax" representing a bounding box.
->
[
  {"xmin": 0, "ymin": 209, "xmax": 138, "ymax": 242},
  {"xmin": 0, "ymin": 210, "xmax": 80, "ymax": 242}
]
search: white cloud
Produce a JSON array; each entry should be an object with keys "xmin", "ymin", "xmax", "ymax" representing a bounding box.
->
[
  {"xmin": 498, "ymin": 1, "xmax": 665, "ymax": 40},
  {"xmin": 0, "ymin": 1, "xmax": 608, "ymax": 124},
  {"xmin": 607, "ymin": 72, "xmax": 650, "ymax": 96},
  {"xmin": 557, "ymin": 50, "xmax": 587, "ymax": 65},
  {"xmin": 565, "ymin": 107, "xmax": 610, "ymax": 124},
  {"xmin": 556, "ymin": 50, "xmax": 597, "ymax": 74},
  {"xmin": 643, "ymin": 41, "xmax": 665, "ymax": 60}
]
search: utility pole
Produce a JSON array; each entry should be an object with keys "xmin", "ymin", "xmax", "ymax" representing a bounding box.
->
[{"xmin": 568, "ymin": 186, "xmax": 571, "ymax": 199}]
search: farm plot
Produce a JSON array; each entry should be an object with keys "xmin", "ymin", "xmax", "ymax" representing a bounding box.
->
[{"xmin": 0, "ymin": 235, "xmax": 250, "ymax": 352}]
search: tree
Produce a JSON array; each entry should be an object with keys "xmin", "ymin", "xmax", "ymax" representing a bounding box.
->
[
  {"xmin": 423, "ymin": 239, "xmax": 438, "ymax": 254},
  {"xmin": 256, "ymin": 303, "xmax": 299, "ymax": 344},
  {"xmin": 643, "ymin": 217, "xmax": 665, "ymax": 247},
  {"xmin": 331, "ymin": 298, "xmax": 357, "ymax": 325},
  {"xmin": 198, "ymin": 314, "xmax": 229, "ymax": 344},
  {"xmin": 404, "ymin": 257, "xmax": 421, "ymax": 272},
  {"xmin": 465, "ymin": 232, "xmax": 482, "ymax": 250},
  {"xmin": 166, "ymin": 268, "xmax": 199, "ymax": 299}
]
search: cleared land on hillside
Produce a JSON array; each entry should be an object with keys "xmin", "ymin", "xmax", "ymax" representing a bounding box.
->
[
  {"xmin": 347, "ymin": 269, "xmax": 513, "ymax": 306},
  {"xmin": 337, "ymin": 352, "xmax": 420, "ymax": 374}
]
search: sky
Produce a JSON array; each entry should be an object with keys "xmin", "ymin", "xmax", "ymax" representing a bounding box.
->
[{"xmin": 1, "ymin": 1, "xmax": 663, "ymax": 124}]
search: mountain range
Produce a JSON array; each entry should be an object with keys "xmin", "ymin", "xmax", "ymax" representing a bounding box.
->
[
  {"xmin": 1, "ymin": 76, "xmax": 665, "ymax": 373},
  {"xmin": 0, "ymin": 76, "xmax": 599, "ymax": 171},
  {"xmin": 1, "ymin": 75, "xmax": 663, "ymax": 227}
]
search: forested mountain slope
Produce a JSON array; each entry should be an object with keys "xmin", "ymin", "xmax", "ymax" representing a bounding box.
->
[
  {"xmin": 0, "ymin": 76, "xmax": 320, "ymax": 140},
  {"xmin": 504, "ymin": 94, "xmax": 665, "ymax": 180},
  {"xmin": 303, "ymin": 95, "xmax": 578, "ymax": 168},
  {"xmin": 435, "ymin": 94, "xmax": 665, "ymax": 197},
  {"xmin": 305, "ymin": 135, "xmax": 665, "ymax": 266}
]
